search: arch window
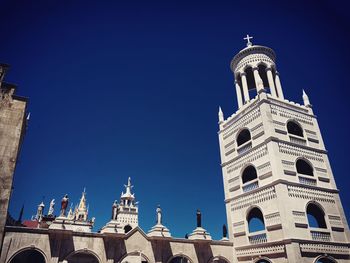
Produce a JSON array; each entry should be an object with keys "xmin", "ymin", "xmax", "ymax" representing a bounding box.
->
[
  {"xmin": 122, "ymin": 253, "xmax": 148, "ymax": 263},
  {"xmin": 242, "ymin": 165, "xmax": 257, "ymax": 184},
  {"xmin": 307, "ymin": 203, "xmax": 327, "ymax": 228},
  {"xmin": 10, "ymin": 249, "xmax": 46, "ymax": 263},
  {"xmin": 237, "ymin": 129, "xmax": 251, "ymax": 147},
  {"xmin": 316, "ymin": 257, "xmax": 336, "ymax": 263},
  {"xmin": 66, "ymin": 252, "xmax": 99, "ymax": 263},
  {"xmin": 247, "ymin": 207, "xmax": 265, "ymax": 233},
  {"xmin": 209, "ymin": 257, "xmax": 229, "ymax": 263},
  {"xmin": 256, "ymin": 260, "xmax": 271, "ymax": 263},
  {"xmin": 169, "ymin": 256, "xmax": 191, "ymax": 263},
  {"xmin": 257, "ymin": 64, "xmax": 269, "ymax": 89},
  {"xmin": 296, "ymin": 159, "xmax": 313, "ymax": 176},
  {"xmin": 287, "ymin": 121, "xmax": 303, "ymax": 137}
]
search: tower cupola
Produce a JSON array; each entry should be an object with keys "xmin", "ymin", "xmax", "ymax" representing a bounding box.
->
[{"xmin": 231, "ymin": 35, "xmax": 284, "ymax": 109}]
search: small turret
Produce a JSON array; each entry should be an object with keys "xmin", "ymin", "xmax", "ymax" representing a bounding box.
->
[
  {"xmin": 218, "ymin": 106, "xmax": 224, "ymax": 123},
  {"xmin": 302, "ymin": 89, "xmax": 311, "ymax": 107},
  {"xmin": 75, "ymin": 188, "xmax": 88, "ymax": 221},
  {"xmin": 101, "ymin": 177, "xmax": 139, "ymax": 234}
]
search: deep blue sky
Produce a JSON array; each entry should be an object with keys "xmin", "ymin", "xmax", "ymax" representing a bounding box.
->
[{"xmin": 1, "ymin": 1, "xmax": 350, "ymax": 239}]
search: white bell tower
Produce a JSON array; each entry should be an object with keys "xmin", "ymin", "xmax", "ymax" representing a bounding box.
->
[
  {"xmin": 218, "ymin": 36, "xmax": 350, "ymax": 263},
  {"xmin": 101, "ymin": 177, "xmax": 139, "ymax": 234}
]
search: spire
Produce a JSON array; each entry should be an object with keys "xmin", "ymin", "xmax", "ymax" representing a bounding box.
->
[
  {"xmin": 121, "ymin": 177, "xmax": 135, "ymax": 200},
  {"xmin": 78, "ymin": 188, "xmax": 87, "ymax": 210},
  {"xmin": 218, "ymin": 106, "xmax": 224, "ymax": 123},
  {"xmin": 17, "ymin": 204, "xmax": 24, "ymax": 223},
  {"xmin": 302, "ymin": 89, "xmax": 311, "ymax": 107},
  {"xmin": 67, "ymin": 203, "xmax": 74, "ymax": 219},
  {"xmin": 75, "ymin": 188, "xmax": 88, "ymax": 221}
]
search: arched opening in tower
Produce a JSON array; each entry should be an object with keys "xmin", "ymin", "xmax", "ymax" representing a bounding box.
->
[
  {"xmin": 307, "ymin": 203, "xmax": 327, "ymax": 228},
  {"xmin": 10, "ymin": 249, "xmax": 46, "ymax": 263}
]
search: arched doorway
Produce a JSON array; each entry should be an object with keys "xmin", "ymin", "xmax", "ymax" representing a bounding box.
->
[
  {"xmin": 66, "ymin": 252, "xmax": 99, "ymax": 263},
  {"xmin": 169, "ymin": 255, "xmax": 192, "ymax": 263},
  {"xmin": 209, "ymin": 256, "xmax": 230, "ymax": 263},
  {"xmin": 316, "ymin": 256, "xmax": 336, "ymax": 263},
  {"xmin": 9, "ymin": 249, "xmax": 46, "ymax": 263},
  {"xmin": 121, "ymin": 252, "xmax": 149, "ymax": 263}
]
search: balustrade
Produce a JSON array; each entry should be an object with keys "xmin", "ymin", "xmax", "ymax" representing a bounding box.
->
[
  {"xmin": 311, "ymin": 230, "xmax": 331, "ymax": 241},
  {"xmin": 237, "ymin": 141, "xmax": 252, "ymax": 154},
  {"xmin": 289, "ymin": 135, "xmax": 307, "ymax": 145},
  {"xmin": 248, "ymin": 232, "xmax": 267, "ymax": 244},
  {"xmin": 298, "ymin": 176, "xmax": 317, "ymax": 186},
  {"xmin": 242, "ymin": 180, "xmax": 259, "ymax": 192}
]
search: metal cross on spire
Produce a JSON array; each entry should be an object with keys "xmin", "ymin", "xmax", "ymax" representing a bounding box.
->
[{"xmin": 244, "ymin": 34, "xmax": 253, "ymax": 47}]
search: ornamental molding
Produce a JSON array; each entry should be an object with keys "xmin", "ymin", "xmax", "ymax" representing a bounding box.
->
[
  {"xmin": 231, "ymin": 45, "xmax": 276, "ymax": 72},
  {"xmin": 300, "ymin": 243, "xmax": 349, "ymax": 255}
]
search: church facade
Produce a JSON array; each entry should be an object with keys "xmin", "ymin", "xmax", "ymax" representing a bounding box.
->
[{"xmin": 0, "ymin": 38, "xmax": 349, "ymax": 263}]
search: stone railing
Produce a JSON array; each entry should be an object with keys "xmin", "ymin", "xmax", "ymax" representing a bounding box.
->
[
  {"xmin": 237, "ymin": 141, "xmax": 252, "ymax": 155},
  {"xmin": 248, "ymin": 231, "xmax": 267, "ymax": 244},
  {"xmin": 289, "ymin": 135, "xmax": 307, "ymax": 146},
  {"xmin": 242, "ymin": 179, "xmax": 259, "ymax": 193},
  {"xmin": 310, "ymin": 230, "xmax": 331, "ymax": 241},
  {"xmin": 298, "ymin": 175, "xmax": 317, "ymax": 186}
]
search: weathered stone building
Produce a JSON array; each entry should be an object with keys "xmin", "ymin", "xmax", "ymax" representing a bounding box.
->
[
  {"xmin": 0, "ymin": 38, "xmax": 349, "ymax": 263},
  {"xmin": 0, "ymin": 63, "xmax": 27, "ymax": 253}
]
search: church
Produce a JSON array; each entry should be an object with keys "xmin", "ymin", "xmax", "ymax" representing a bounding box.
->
[{"xmin": 0, "ymin": 37, "xmax": 349, "ymax": 263}]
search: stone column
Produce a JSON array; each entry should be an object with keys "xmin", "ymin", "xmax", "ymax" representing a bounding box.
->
[
  {"xmin": 240, "ymin": 72, "xmax": 250, "ymax": 103},
  {"xmin": 253, "ymin": 67, "xmax": 264, "ymax": 93},
  {"xmin": 275, "ymin": 71, "xmax": 284, "ymax": 99},
  {"xmin": 266, "ymin": 67, "xmax": 277, "ymax": 97},
  {"xmin": 235, "ymin": 80, "xmax": 243, "ymax": 108}
]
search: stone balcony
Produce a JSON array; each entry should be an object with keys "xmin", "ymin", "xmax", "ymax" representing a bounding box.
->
[
  {"xmin": 248, "ymin": 230, "xmax": 267, "ymax": 245},
  {"xmin": 310, "ymin": 229, "xmax": 331, "ymax": 242}
]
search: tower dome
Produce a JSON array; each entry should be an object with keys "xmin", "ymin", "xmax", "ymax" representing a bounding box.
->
[
  {"xmin": 230, "ymin": 35, "xmax": 284, "ymax": 109},
  {"xmin": 230, "ymin": 44, "xmax": 276, "ymax": 74}
]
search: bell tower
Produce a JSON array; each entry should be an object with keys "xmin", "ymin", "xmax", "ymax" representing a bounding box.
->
[
  {"xmin": 218, "ymin": 36, "xmax": 350, "ymax": 263},
  {"xmin": 101, "ymin": 177, "xmax": 139, "ymax": 234}
]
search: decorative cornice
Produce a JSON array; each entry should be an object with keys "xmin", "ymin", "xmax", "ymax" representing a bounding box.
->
[
  {"xmin": 231, "ymin": 45, "xmax": 276, "ymax": 72},
  {"xmin": 224, "ymin": 179, "xmax": 339, "ymax": 203}
]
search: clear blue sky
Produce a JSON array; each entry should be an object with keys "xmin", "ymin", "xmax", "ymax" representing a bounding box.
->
[{"xmin": 1, "ymin": 1, "xmax": 349, "ymax": 239}]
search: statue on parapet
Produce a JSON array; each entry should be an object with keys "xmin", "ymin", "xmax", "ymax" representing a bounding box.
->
[
  {"xmin": 48, "ymin": 199, "xmax": 55, "ymax": 217},
  {"xmin": 196, "ymin": 209, "xmax": 201, "ymax": 228},
  {"xmin": 60, "ymin": 194, "xmax": 69, "ymax": 217},
  {"xmin": 112, "ymin": 200, "xmax": 119, "ymax": 220},
  {"xmin": 156, "ymin": 205, "xmax": 162, "ymax": 225}
]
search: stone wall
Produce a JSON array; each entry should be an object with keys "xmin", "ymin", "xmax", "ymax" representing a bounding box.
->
[{"xmin": 0, "ymin": 83, "xmax": 27, "ymax": 253}]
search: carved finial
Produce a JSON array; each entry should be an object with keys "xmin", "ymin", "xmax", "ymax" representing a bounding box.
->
[
  {"xmin": 218, "ymin": 106, "xmax": 224, "ymax": 123},
  {"xmin": 302, "ymin": 89, "xmax": 311, "ymax": 107},
  {"xmin": 244, "ymin": 34, "xmax": 253, "ymax": 47}
]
